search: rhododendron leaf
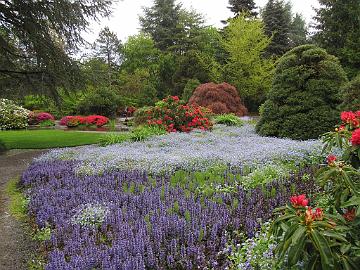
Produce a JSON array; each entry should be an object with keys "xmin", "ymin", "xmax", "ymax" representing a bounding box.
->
[
  {"xmin": 322, "ymin": 231, "xmax": 348, "ymax": 243},
  {"xmin": 288, "ymin": 226, "xmax": 306, "ymax": 265},
  {"xmin": 310, "ymin": 230, "xmax": 334, "ymax": 269}
]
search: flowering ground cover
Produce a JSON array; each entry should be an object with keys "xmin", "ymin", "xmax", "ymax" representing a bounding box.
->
[
  {"xmin": 38, "ymin": 124, "xmax": 323, "ymax": 176},
  {"xmin": 22, "ymin": 161, "xmax": 318, "ymax": 269},
  {"xmin": 18, "ymin": 124, "xmax": 328, "ymax": 269}
]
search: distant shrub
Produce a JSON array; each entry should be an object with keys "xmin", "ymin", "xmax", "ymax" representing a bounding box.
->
[
  {"xmin": 213, "ymin": 113, "xmax": 244, "ymax": 126},
  {"xmin": 86, "ymin": 115, "xmax": 109, "ymax": 127},
  {"xmin": 37, "ymin": 112, "xmax": 55, "ymax": 122},
  {"xmin": 39, "ymin": 120, "xmax": 55, "ymax": 127},
  {"xmin": 340, "ymin": 73, "xmax": 360, "ymax": 111},
  {"xmin": 0, "ymin": 99, "xmax": 30, "ymax": 130},
  {"xmin": 77, "ymin": 87, "xmax": 120, "ymax": 118},
  {"xmin": 256, "ymin": 45, "xmax": 347, "ymax": 140},
  {"xmin": 133, "ymin": 106, "xmax": 152, "ymax": 126},
  {"xmin": 188, "ymin": 82, "xmax": 248, "ymax": 116}
]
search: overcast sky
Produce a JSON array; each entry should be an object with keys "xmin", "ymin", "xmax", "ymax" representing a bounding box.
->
[{"xmin": 83, "ymin": 0, "xmax": 320, "ymax": 43}]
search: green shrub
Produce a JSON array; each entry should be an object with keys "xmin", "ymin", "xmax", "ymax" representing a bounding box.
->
[
  {"xmin": 340, "ymin": 73, "xmax": 360, "ymax": 111},
  {"xmin": 99, "ymin": 125, "xmax": 166, "ymax": 146},
  {"xmin": 99, "ymin": 132, "xmax": 131, "ymax": 146},
  {"xmin": 130, "ymin": 125, "xmax": 166, "ymax": 142},
  {"xmin": 77, "ymin": 87, "xmax": 120, "ymax": 118},
  {"xmin": 213, "ymin": 113, "xmax": 244, "ymax": 126},
  {"xmin": 0, "ymin": 99, "xmax": 30, "ymax": 130},
  {"xmin": 256, "ymin": 45, "xmax": 348, "ymax": 140}
]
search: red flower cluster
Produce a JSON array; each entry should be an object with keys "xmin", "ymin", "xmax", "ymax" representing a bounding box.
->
[
  {"xmin": 343, "ymin": 208, "xmax": 356, "ymax": 222},
  {"xmin": 305, "ymin": 207, "xmax": 324, "ymax": 224},
  {"xmin": 146, "ymin": 96, "xmax": 212, "ymax": 133},
  {"xmin": 126, "ymin": 106, "xmax": 137, "ymax": 117},
  {"xmin": 290, "ymin": 194, "xmax": 309, "ymax": 208},
  {"xmin": 60, "ymin": 115, "xmax": 109, "ymax": 127},
  {"xmin": 340, "ymin": 111, "xmax": 360, "ymax": 129},
  {"xmin": 86, "ymin": 115, "xmax": 109, "ymax": 127},
  {"xmin": 327, "ymin": 154, "xmax": 337, "ymax": 165},
  {"xmin": 351, "ymin": 128, "xmax": 360, "ymax": 146}
]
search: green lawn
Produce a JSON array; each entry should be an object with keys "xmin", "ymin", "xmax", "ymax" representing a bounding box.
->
[{"xmin": 0, "ymin": 129, "xmax": 104, "ymax": 150}]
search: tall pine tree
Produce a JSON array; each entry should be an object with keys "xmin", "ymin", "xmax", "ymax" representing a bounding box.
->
[
  {"xmin": 262, "ymin": 0, "xmax": 292, "ymax": 57},
  {"xmin": 139, "ymin": 0, "xmax": 182, "ymax": 51},
  {"xmin": 227, "ymin": 0, "xmax": 258, "ymax": 17},
  {"xmin": 289, "ymin": 13, "xmax": 308, "ymax": 48},
  {"xmin": 314, "ymin": 0, "xmax": 360, "ymax": 78}
]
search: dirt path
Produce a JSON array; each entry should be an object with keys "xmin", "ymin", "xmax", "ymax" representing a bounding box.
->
[{"xmin": 0, "ymin": 149, "xmax": 45, "ymax": 270}]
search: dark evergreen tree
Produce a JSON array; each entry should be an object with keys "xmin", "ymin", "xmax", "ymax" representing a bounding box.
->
[
  {"xmin": 262, "ymin": 0, "xmax": 292, "ymax": 57},
  {"xmin": 0, "ymin": 0, "xmax": 113, "ymax": 97},
  {"xmin": 289, "ymin": 13, "xmax": 308, "ymax": 48},
  {"xmin": 139, "ymin": 0, "xmax": 182, "ymax": 51},
  {"xmin": 314, "ymin": 0, "xmax": 360, "ymax": 78},
  {"xmin": 227, "ymin": 0, "xmax": 258, "ymax": 17}
]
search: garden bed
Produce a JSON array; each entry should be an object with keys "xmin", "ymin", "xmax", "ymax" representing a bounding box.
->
[{"xmin": 19, "ymin": 124, "xmax": 326, "ymax": 269}]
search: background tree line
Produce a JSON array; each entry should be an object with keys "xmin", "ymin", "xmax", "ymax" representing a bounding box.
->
[{"xmin": 0, "ymin": 0, "xmax": 359, "ymax": 116}]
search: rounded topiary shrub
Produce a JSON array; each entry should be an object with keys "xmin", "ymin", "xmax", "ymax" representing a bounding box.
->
[
  {"xmin": 340, "ymin": 73, "xmax": 360, "ymax": 111},
  {"xmin": 256, "ymin": 45, "xmax": 348, "ymax": 140},
  {"xmin": 188, "ymin": 82, "xmax": 248, "ymax": 116},
  {"xmin": 0, "ymin": 99, "xmax": 30, "ymax": 130}
]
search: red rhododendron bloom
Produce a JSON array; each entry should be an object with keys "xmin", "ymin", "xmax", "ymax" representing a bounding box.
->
[
  {"xmin": 341, "ymin": 111, "xmax": 356, "ymax": 123},
  {"xmin": 343, "ymin": 208, "xmax": 356, "ymax": 222},
  {"xmin": 290, "ymin": 194, "xmax": 309, "ymax": 207},
  {"xmin": 313, "ymin": 208, "xmax": 324, "ymax": 221},
  {"xmin": 355, "ymin": 111, "xmax": 360, "ymax": 118},
  {"xmin": 351, "ymin": 129, "xmax": 360, "ymax": 146},
  {"xmin": 327, "ymin": 155, "xmax": 337, "ymax": 165}
]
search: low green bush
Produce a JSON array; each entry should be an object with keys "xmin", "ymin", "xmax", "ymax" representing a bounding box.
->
[
  {"xmin": 99, "ymin": 125, "xmax": 166, "ymax": 146},
  {"xmin": 213, "ymin": 113, "xmax": 244, "ymax": 126}
]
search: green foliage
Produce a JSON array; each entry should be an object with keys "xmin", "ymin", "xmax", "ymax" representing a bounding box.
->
[
  {"xmin": 213, "ymin": 113, "xmax": 244, "ymax": 126},
  {"xmin": 272, "ymin": 199, "xmax": 358, "ymax": 269},
  {"xmin": 223, "ymin": 13, "xmax": 274, "ymax": 109},
  {"xmin": 227, "ymin": 0, "xmax": 258, "ymax": 18},
  {"xmin": 98, "ymin": 132, "xmax": 131, "ymax": 146},
  {"xmin": 93, "ymin": 26, "xmax": 122, "ymax": 68},
  {"xmin": 262, "ymin": 0, "xmax": 292, "ymax": 57},
  {"xmin": 77, "ymin": 86, "xmax": 120, "ymax": 118},
  {"xmin": 99, "ymin": 125, "xmax": 166, "ymax": 146},
  {"xmin": 118, "ymin": 69, "xmax": 157, "ymax": 107},
  {"xmin": 289, "ymin": 13, "xmax": 308, "ymax": 48},
  {"xmin": 181, "ymin": 78, "xmax": 200, "ymax": 102},
  {"xmin": 39, "ymin": 120, "xmax": 55, "ymax": 128},
  {"xmin": 5, "ymin": 178, "xmax": 28, "ymax": 220},
  {"xmin": 256, "ymin": 45, "xmax": 348, "ymax": 140},
  {"xmin": 32, "ymin": 226, "xmax": 52, "ymax": 242},
  {"xmin": 0, "ymin": 0, "xmax": 113, "ymax": 97},
  {"xmin": 340, "ymin": 74, "xmax": 360, "ymax": 111},
  {"xmin": 314, "ymin": 0, "xmax": 360, "ymax": 78},
  {"xmin": 130, "ymin": 125, "xmax": 167, "ymax": 142},
  {"xmin": 0, "ymin": 98, "xmax": 30, "ymax": 130}
]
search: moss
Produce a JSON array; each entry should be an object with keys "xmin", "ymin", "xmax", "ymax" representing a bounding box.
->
[{"xmin": 5, "ymin": 178, "xmax": 28, "ymax": 221}]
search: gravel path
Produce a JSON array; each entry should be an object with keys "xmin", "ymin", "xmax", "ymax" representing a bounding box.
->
[{"xmin": 0, "ymin": 149, "xmax": 45, "ymax": 270}]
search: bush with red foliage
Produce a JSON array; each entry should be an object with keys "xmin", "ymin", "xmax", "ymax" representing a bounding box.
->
[
  {"xmin": 146, "ymin": 96, "xmax": 212, "ymax": 132},
  {"xmin": 188, "ymin": 82, "xmax": 248, "ymax": 116},
  {"xmin": 126, "ymin": 106, "xmax": 137, "ymax": 117}
]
